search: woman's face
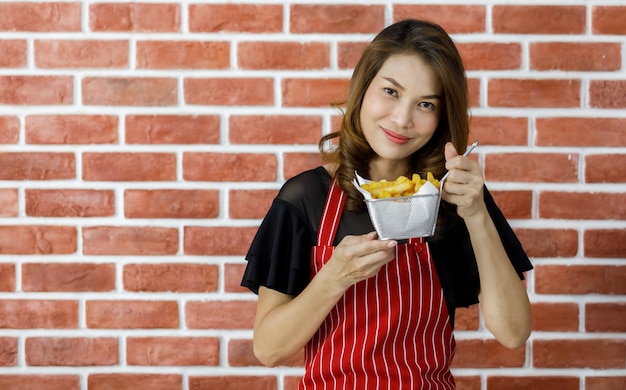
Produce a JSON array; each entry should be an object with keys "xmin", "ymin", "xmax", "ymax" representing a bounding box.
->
[{"xmin": 360, "ymin": 54, "xmax": 442, "ymax": 170}]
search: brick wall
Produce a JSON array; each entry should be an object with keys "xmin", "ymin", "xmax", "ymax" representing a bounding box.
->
[{"xmin": 0, "ymin": 1, "xmax": 624, "ymax": 390}]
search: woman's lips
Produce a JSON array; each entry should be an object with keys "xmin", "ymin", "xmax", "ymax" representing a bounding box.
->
[{"xmin": 382, "ymin": 128, "xmax": 411, "ymax": 144}]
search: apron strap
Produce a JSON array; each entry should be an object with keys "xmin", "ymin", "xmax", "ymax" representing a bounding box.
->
[{"xmin": 317, "ymin": 177, "xmax": 345, "ymax": 247}]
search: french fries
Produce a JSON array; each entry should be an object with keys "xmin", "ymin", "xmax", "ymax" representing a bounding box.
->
[{"xmin": 360, "ymin": 172, "xmax": 440, "ymax": 199}]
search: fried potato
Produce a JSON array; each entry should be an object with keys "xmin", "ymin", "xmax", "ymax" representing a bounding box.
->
[{"xmin": 361, "ymin": 172, "xmax": 440, "ymax": 199}]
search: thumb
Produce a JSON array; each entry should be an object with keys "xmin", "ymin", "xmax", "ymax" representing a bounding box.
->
[{"xmin": 444, "ymin": 142, "xmax": 458, "ymax": 161}]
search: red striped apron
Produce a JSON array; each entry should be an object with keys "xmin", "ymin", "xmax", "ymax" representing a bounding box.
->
[{"xmin": 299, "ymin": 179, "xmax": 456, "ymax": 389}]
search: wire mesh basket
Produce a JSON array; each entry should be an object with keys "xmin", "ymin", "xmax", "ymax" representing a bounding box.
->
[{"xmin": 364, "ymin": 192, "xmax": 442, "ymax": 240}]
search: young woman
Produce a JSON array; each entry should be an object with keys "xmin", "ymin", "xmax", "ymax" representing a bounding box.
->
[{"xmin": 241, "ymin": 19, "xmax": 532, "ymax": 389}]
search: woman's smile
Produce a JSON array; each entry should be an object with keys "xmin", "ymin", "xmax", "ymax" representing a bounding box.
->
[{"xmin": 381, "ymin": 127, "xmax": 411, "ymax": 144}]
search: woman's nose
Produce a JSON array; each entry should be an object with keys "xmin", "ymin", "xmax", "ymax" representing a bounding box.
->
[{"xmin": 390, "ymin": 102, "xmax": 413, "ymax": 128}]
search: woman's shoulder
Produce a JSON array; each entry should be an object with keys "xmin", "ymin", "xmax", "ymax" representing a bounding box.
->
[{"xmin": 277, "ymin": 166, "xmax": 332, "ymax": 205}]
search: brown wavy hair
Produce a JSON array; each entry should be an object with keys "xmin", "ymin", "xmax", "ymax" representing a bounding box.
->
[{"xmin": 320, "ymin": 18, "xmax": 470, "ymax": 219}]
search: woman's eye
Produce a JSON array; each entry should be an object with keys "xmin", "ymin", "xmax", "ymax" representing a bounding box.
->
[
  {"xmin": 383, "ymin": 87, "xmax": 397, "ymax": 97},
  {"xmin": 419, "ymin": 102, "xmax": 436, "ymax": 110}
]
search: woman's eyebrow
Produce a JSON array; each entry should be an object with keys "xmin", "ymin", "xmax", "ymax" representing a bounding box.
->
[{"xmin": 381, "ymin": 76, "xmax": 441, "ymax": 100}]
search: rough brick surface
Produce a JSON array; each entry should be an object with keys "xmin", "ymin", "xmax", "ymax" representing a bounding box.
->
[{"xmin": 1, "ymin": 1, "xmax": 624, "ymax": 388}]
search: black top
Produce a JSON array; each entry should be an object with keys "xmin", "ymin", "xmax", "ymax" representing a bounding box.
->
[{"xmin": 241, "ymin": 166, "xmax": 533, "ymax": 324}]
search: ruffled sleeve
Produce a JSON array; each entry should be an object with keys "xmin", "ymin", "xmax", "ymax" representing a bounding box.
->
[
  {"xmin": 241, "ymin": 198, "xmax": 315, "ymax": 296},
  {"xmin": 429, "ymin": 187, "xmax": 533, "ymax": 309}
]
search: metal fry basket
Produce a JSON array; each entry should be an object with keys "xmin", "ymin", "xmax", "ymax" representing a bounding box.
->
[{"xmin": 364, "ymin": 191, "xmax": 442, "ymax": 240}]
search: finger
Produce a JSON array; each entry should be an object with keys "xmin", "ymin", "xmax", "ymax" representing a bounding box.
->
[{"xmin": 444, "ymin": 142, "xmax": 458, "ymax": 161}]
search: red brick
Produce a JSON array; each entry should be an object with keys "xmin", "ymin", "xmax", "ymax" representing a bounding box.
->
[
  {"xmin": 0, "ymin": 40, "xmax": 27, "ymax": 67},
  {"xmin": 184, "ymin": 77, "xmax": 273, "ymax": 106},
  {"xmin": 0, "ymin": 375, "xmax": 79, "ymax": 390},
  {"xmin": 123, "ymin": 263, "xmax": 218, "ymax": 293},
  {"xmin": 229, "ymin": 189, "xmax": 277, "ymax": 219},
  {"xmin": 25, "ymin": 337, "xmax": 118, "ymax": 366},
  {"xmin": 127, "ymin": 337, "xmax": 219, "ymax": 366},
  {"xmin": 86, "ymin": 301, "xmax": 179, "ymax": 329},
  {"xmin": 124, "ymin": 189, "xmax": 219, "ymax": 219},
  {"xmin": 185, "ymin": 300, "xmax": 256, "ymax": 329},
  {"xmin": 89, "ymin": 3, "xmax": 180, "ymax": 32},
  {"xmin": 586, "ymin": 154, "xmax": 626, "ymax": 183},
  {"xmin": 530, "ymin": 42, "xmax": 621, "ymax": 71},
  {"xmin": 454, "ymin": 305, "xmax": 479, "ymax": 331},
  {"xmin": 590, "ymin": 80, "xmax": 626, "ymax": 108},
  {"xmin": 35, "ymin": 40, "xmax": 128, "ymax": 68},
  {"xmin": 535, "ymin": 265, "xmax": 626, "ymax": 295},
  {"xmin": 239, "ymin": 42, "xmax": 329, "ymax": 70},
  {"xmin": 459, "ymin": 43, "xmax": 522, "ymax": 71},
  {"xmin": 0, "ymin": 189, "xmax": 18, "ymax": 217},
  {"xmin": 468, "ymin": 78, "xmax": 481, "ymax": 108},
  {"xmin": 533, "ymin": 339, "xmax": 625, "ymax": 368},
  {"xmin": 0, "ymin": 3, "xmax": 80, "ymax": 32},
  {"xmin": 189, "ymin": 4, "xmax": 282, "ymax": 33},
  {"xmin": 137, "ymin": 41, "xmax": 229, "ymax": 69},
  {"xmin": 488, "ymin": 79, "xmax": 580, "ymax": 108},
  {"xmin": 531, "ymin": 303, "xmax": 579, "ymax": 331},
  {"xmin": 282, "ymin": 78, "xmax": 350, "ymax": 107},
  {"xmin": 0, "ymin": 225, "xmax": 77, "ymax": 255},
  {"xmin": 485, "ymin": 153, "xmax": 578, "ymax": 183},
  {"xmin": 26, "ymin": 115, "xmax": 118, "ymax": 144},
  {"xmin": 487, "ymin": 376, "xmax": 579, "ymax": 390},
  {"xmin": 490, "ymin": 190, "xmax": 532, "ymax": 220},
  {"xmin": 586, "ymin": 376, "xmax": 626, "ymax": 390},
  {"xmin": 0, "ymin": 152, "xmax": 75, "ymax": 180},
  {"xmin": 452, "ymin": 339, "xmax": 526, "ymax": 368},
  {"xmin": 592, "ymin": 6, "xmax": 626, "ymax": 35},
  {"xmin": 586, "ymin": 303, "xmax": 626, "ymax": 332},
  {"xmin": 189, "ymin": 376, "xmax": 276, "ymax": 390},
  {"xmin": 83, "ymin": 153, "xmax": 176, "ymax": 181},
  {"xmin": 25, "ymin": 189, "xmax": 115, "ymax": 217},
  {"xmin": 0, "ymin": 76, "xmax": 73, "ymax": 105},
  {"xmin": 290, "ymin": 5, "xmax": 384, "ymax": 34},
  {"xmin": 0, "ymin": 263, "xmax": 15, "ymax": 292},
  {"xmin": 0, "ymin": 300, "xmax": 78, "ymax": 329},
  {"xmin": 0, "ymin": 116, "xmax": 19, "ymax": 144},
  {"xmin": 82, "ymin": 77, "xmax": 177, "ymax": 106},
  {"xmin": 539, "ymin": 192, "xmax": 626, "ymax": 220},
  {"xmin": 83, "ymin": 226, "xmax": 178, "ymax": 256},
  {"xmin": 284, "ymin": 152, "xmax": 326, "ymax": 180},
  {"xmin": 228, "ymin": 339, "xmax": 303, "ymax": 367},
  {"xmin": 22, "ymin": 263, "xmax": 115, "ymax": 292},
  {"xmin": 89, "ymin": 374, "xmax": 181, "ymax": 390},
  {"xmin": 183, "ymin": 153, "xmax": 277, "ymax": 182},
  {"xmin": 338, "ymin": 42, "xmax": 368, "ymax": 69},
  {"xmin": 224, "ymin": 263, "xmax": 249, "ymax": 293},
  {"xmin": 514, "ymin": 229, "xmax": 578, "ymax": 258},
  {"xmin": 536, "ymin": 117, "xmax": 626, "ymax": 147},
  {"xmin": 184, "ymin": 227, "xmax": 258, "ymax": 256},
  {"xmin": 126, "ymin": 115, "xmax": 220, "ymax": 145},
  {"xmin": 0, "ymin": 337, "xmax": 17, "ymax": 366},
  {"xmin": 584, "ymin": 229, "xmax": 626, "ymax": 258},
  {"xmin": 394, "ymin": 5, "xmax": 486, "ymax": 34},
  {"xmin": 229, "ymin": 115, "xmax": 322, "ymax": 145},
  {"xmin": 493, "ymin": 6, "xmax": 585, "ymax": 34}
]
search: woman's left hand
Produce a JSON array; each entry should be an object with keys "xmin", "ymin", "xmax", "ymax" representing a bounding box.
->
[{"xmin": 441, "ymin": 142, "xmax": 485, "ymax": 219}]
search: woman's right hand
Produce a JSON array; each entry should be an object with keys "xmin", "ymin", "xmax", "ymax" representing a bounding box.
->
[{"xmin": 324, "ymin": 231, "xmax": 397, "ymax": 291}]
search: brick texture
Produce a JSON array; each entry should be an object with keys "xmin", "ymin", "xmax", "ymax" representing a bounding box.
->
[{"xmin": 1, "ymin": 1, "xmax": 624, "ymax": 389}]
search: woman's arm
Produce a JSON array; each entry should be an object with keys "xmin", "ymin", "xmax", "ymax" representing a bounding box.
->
[
  {"xmin": 252, "ymin": 232, "xmax": 397, "ymax": 366},
  {"xmin": 442, "ymin": 142, "xmax": 531, "ymax": 349}
]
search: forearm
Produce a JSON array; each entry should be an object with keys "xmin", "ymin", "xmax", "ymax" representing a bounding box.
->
[
  {"xmin": 253, "ymin": 265, "xmax": 348, "ymax": 366},
  {"xmin": 464, "ymin": 207, "xmax": 531, "ymax": 349}
]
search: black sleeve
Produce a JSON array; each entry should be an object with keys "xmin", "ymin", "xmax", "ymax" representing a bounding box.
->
[
  {"xmin": 240, "ymin": 198, "xmax": 315, "ymax": 296},
  {"xmin": 430, "ymin": 186, "xmax": 533, "ymax": 309}
]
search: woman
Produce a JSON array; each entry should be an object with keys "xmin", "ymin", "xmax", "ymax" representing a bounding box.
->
[{"xmin": 241, "ymin": 19, "xmax": 532, "ymax": 389}]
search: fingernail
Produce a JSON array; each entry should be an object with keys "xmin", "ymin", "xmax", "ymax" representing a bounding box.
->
[{"xmin": 387, "ymin": 240, "xmax": 398, "ymax": 247}]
